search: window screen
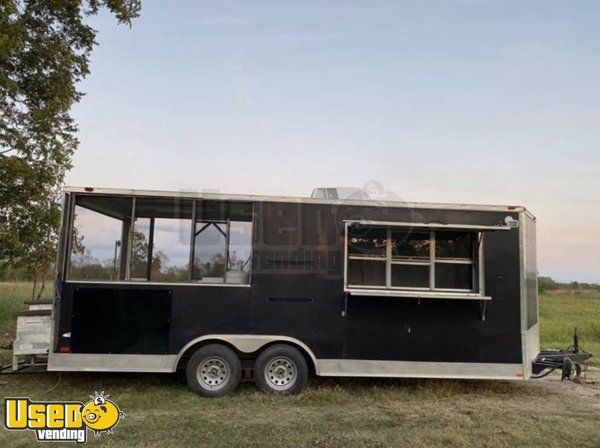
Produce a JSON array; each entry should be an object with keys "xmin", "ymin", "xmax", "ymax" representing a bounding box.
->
[
  {"xmin": 348, "ymin": 259, "xmax": 386, "ymax": 286},
  {"xmin": 392, "ymin": 231, "xmax": 430, "ymax": 260},
  {"xmin": 348, "ymin": 226, "xmax": 387, "ymax": 258}
]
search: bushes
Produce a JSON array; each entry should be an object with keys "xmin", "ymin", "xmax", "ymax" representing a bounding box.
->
[
  {"xmin": 538, "ymin": 276, "xmax": 559, "ymax": 293},
  {"xmin": 538, "ymin": 276, "xmax": 600, "ymax": 293}
]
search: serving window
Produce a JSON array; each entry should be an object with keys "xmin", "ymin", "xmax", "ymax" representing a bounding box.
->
[
  {"xmin": 66, "ymin": 194, "xmax": 253, "ymax": 285},
  {"xmin": 345, "ymin": 223, "xmax": 485, "ymax": 298}
]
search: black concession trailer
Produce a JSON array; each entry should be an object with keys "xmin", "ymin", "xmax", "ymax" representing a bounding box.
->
[{"xmin": 9, "ymin": 186, "xmax": 588, "ymax": 396}]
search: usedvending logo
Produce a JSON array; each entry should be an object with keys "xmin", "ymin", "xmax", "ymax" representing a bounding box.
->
[{"xmin": 4, "ymin": 391, "xmax": 123, "ymax": 443}]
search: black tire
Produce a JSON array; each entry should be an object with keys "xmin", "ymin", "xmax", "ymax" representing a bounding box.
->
[
  {"xmin": 186, "ymin": 344, "xmax": 241, "ymax": 398},
  {"xmin": 254, "ymin": 344, "xmax": 308, "ymax": 395}
]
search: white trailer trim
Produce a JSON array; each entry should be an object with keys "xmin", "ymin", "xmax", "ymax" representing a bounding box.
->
[
  {"xmin": 48, "ymin": 353, "xmax": 177, "ymax": 373},
  {"xmin": 63, "ymin": 186, "xmax": 531, "ymax": 214},
  {"xmin": 48, "ymin": 334, "xmax": 525, "ymax": 380},
  {"xmin": 316, "ymin": 359, "xmax": 525, "ymax": 380},
  {"xmin": 519, "ymin": 212, "xmax": 540, "ymax": 379}
]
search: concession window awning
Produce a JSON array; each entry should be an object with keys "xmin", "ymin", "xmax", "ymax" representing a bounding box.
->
[
  {"xmin": 345, "ymin": 288, "xmax": 492, "ymax": 301},
  {"xmin": 343, "ymin": 219, "xmax": 517, "ymax": 232}
]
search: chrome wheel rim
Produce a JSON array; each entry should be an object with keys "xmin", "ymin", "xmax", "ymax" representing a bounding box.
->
[
  {"xmin": 265, "ymin": 356, "xmax": 297, "ymax": 391},
  {"xmin": 198, "ymin": 356, "xmax": 230, "ymax": 390}
]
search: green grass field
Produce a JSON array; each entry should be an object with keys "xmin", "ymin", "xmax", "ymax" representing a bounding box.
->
[
  {"xmin": 539, "ymin": 289, "xmax": 600, "ymax": 366},
  {"xmin": 1, "ymin": 282, "xmax": 599, "ymax": 447}
]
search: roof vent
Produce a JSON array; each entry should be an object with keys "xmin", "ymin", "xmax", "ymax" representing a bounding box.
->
[
  {"xmin": 310, "ymin": 187, "xmax": 369, "ymax": 200},
  {"xmin": 311, "ymin": 184, "xmax": 403, "ymax": 202}
]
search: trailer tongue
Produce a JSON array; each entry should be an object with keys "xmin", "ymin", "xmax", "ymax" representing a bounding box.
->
[{"xmin": 531, "ymin": 330, "xmax": 593, "ymax": 381}]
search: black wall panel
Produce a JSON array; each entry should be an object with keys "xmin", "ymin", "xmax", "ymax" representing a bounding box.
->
[
  {"xmin": 70, "ymin": 288, "xmax": 171, "ymax": 354},
  {"xmin": 58, "ymin": 199, "xmax": 524, "ymax": 365}
]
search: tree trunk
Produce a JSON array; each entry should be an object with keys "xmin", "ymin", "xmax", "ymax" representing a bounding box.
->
[
  {"xmin": 36, "ymin": 270, "xmax": 48, "ymax": 300},
  {"xmin": 31, "ymin": 275, "xmax": 37, "ymax": 301}
]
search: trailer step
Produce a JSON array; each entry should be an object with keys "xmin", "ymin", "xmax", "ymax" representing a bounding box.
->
[
  {"xmin": 12, "ymin": 308, "xmax": 52, "ymax": 371},
  {"xmin": 16, "ymin": 310, "xmax": 52, "ymax": 317},
  {"xmin": 23, "ymin": 300, "xmax": 53, "ymax": 311},
  {"xmin": 24, "ymin": 300, "xmax": 53, "ymax": 305}
]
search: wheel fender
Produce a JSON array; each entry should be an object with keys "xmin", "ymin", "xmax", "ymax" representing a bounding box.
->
[{"xmin": 174, "ymin": 335, "xmax": 318, "ymax": 372}]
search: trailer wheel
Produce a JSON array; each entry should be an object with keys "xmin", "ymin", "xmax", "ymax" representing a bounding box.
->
[
  {"xmin": 186, "ymin": 344, "xmax": 241, "ymax": 397},
  {"xmin": 254, "ymin": 344, "xmax": 308, "ymax": 395}
]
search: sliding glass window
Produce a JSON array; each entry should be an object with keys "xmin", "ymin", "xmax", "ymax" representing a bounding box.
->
[
  {"xmin": 346, "ymin": 224, "xmax": 480, "ymax": 293},
  {"xmin": 347, "ymin": 226, "xmax": 387, "ymax": 286}
]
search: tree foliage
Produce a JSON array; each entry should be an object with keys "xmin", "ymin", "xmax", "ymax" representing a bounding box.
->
[
  {"xmin": 0, "ymin": 0, "xmax": 140, "ymax": 293},
  {"xmin": 538, "ymin": 276, "xmax": 559, "ymax": 293},
  {"xmin": 537, "ymin": 276, "xmax": 600, "ymax": 293}
]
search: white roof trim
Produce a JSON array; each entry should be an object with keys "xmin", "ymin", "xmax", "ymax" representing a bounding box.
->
[{"xmin": 63, "ymin": 186, "xmax": 530, "ymax": 214}]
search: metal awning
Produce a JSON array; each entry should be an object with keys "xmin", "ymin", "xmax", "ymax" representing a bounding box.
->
[
  {"xmin": 344, "ymin": 219, "xmax": 517, "ymax": 231},
  {"xmin": 345, "ymin": 288, "xmax": 492, "ymax": 301}
]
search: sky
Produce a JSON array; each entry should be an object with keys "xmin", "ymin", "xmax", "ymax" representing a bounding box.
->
[{"xmin": 66, "ymin": 1, "xmax": 600, "ymax": 282}]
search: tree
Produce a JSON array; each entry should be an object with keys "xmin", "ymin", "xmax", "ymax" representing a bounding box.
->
[
  {"xmin": 538, "ymin": 276, "xmax": 559, "ymax": 293},
  {"xmin": 129, "ymin": 229, "xmax": 149, "ymax": 278},
  {"xmin": 0, "ymin": 0, "xmax": 141, "ymax": 297},
  {"xmin": 129, "ymin": 229, "xmax": 171, "ymax": 280}
]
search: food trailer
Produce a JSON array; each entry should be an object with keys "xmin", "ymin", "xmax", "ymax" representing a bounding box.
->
[{"xmin": 8, "ymin": 186, "xmax": 589, "ymax": 397}]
